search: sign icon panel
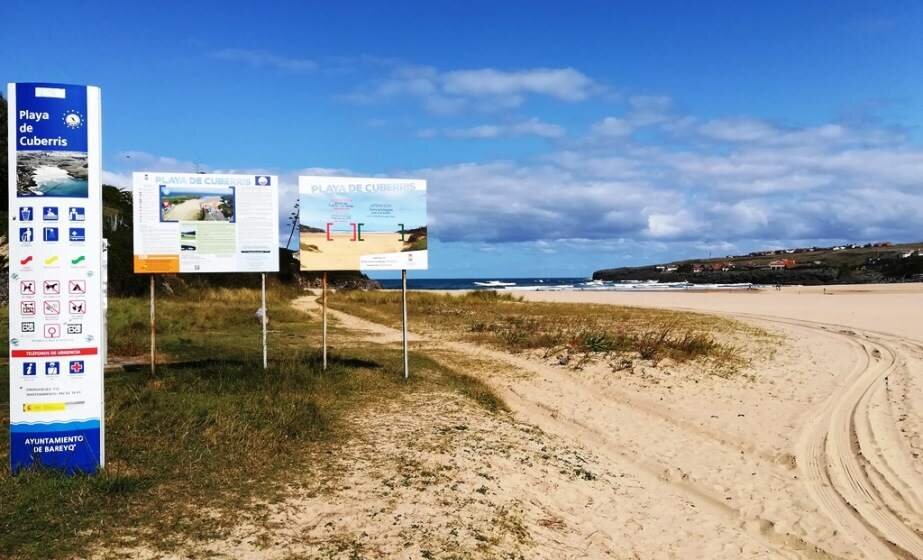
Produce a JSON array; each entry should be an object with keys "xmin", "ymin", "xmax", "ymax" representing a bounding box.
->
[
  {"xmin": 69, "ymin": 228, "xmax": 86, "ymax": 242},
  {"xmin": 69, "ymin": 300, "xmax": 87, "ymax": 314},
  {"xmin": 45, "ymin": 361, "xmax": 61, "ymax": 376},
  {"xmin": 43, "ymin": 280, "xmax": 61, "ymax": 295},
  {"xmin": 21, "ymin": 322, "xmax": 35, "ymax": 333},
  {"xmin": 19, "ymin": 207, "xmax": 33, "ymax": 221},
  {"xmin": 69, "ymin": 207, "xmax": 86, "ymax": 221},
  {"xmin": 43, "ymin": 227, "xmax": 59, "ymax": 242},
  {"xmin": 22, "ymin": 362, "xmax": 37, "ymax": 376},
  {"xmin": 66, "ymin": 324, "xmax": 83, "ymax": 334},
  {"xmin": 44, "ymin": 301, "xmax": 61, "ymax": 315},
  {"xmin": 69, "ymin": 360, "xmax": 85, "ymax": 374},
  {"xmin": 43, "ymin": 207, "xmax": 59, "ymax": 221},
  {"xmin": 20, "ymin": 280, "xmax": 36, "ymax": 295},
  {"xmin": 19, "ymin": 227, "xmax": 33, "ymax": 242},
  {"xmin": 43, "ymin": 324, "xmax": 61, "ymax": 338},
  {"xmin": 21, "ymin": 301, "xmax": 36, "ymax": 315},
  {"xmin": 69, "ymin": 279, "xmax": 87, "ymax": 294}
]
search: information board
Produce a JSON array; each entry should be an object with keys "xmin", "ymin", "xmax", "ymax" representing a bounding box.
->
[
  {"xmin": 7, "ymin": 82, "xmax": 104, "ymax": 473},
  {"xmin": 132, "ymin": 172, "xmax": 279, "ymax": 273},
  {"xmin": 298, "ymin": 176, "xmax": 428, "ymax": 271}
]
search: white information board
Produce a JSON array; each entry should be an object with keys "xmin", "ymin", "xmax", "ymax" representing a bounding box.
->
[
  {"xmin": 298, "ymin": 176, "xmax": 428, "ymax": 271},
  {"xmin": 132, "ymin": 172, "xmax": 279, "ymax": 273},
  {"xmin": 7, "ymin": 82, "xmax": 105, "ymax": 473}
]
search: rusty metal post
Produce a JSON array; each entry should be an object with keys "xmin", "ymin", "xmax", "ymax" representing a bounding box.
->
[
  {"xmin": 322, "ymin": 271, "xmax": 328, "ymax": 370},
  {"xmin": 261, "ymin": 273, "xmax": 268, "ymax": 370},
  {"xmin": 150, "ymin": 275, "xmax": 156, "ymax": 376},
  {"xmin": 402, "ymin": 269, "xmax": 409, "ymax": 380}
]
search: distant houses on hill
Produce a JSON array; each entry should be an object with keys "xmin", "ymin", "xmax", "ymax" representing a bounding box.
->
[
  {"xmin": 746, "ymin": 241, "xmax": 893, "ymax": 257},
  {"xmin": 594, "ymin": 239, "xmax": 923, "ymax": 285},
  {"xmin": 656, "ymin": 259, "xmax": 793, "ymax": 274},
  {"xmin": 767, "ymin": 258, "xmax": 797, "ymax": 270}
]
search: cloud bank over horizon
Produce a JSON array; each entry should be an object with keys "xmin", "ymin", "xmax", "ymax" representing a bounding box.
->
[{"xmin": 102, "ymin": 56, "xmax": 923, "ymax": 265}]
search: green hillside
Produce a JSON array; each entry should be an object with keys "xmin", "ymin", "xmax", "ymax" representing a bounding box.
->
[{"xmin": 594, "ymin": 241, "xmax": 923, "ymax": 285}]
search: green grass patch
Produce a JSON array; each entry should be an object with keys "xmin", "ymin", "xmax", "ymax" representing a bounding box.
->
[
  {"xmin": 107, "ymin": 285, "xmax": 311, "ymax": 359},
  {"xmin": 0, "ymin": 289, "xmax": 507, "ymax": 559},
  {"xmin": 1, "ymin": 354, "xmax": 354, "ymax": 558}
]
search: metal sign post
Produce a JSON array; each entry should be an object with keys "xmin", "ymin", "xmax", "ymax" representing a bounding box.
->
[
  {"xmin": 102, "ymin": 239, "xmax": 109, "ymax": 367},
  {"xmin": 322, "ymin": 271, "xmax": 328, "ymax": 370},
  {"xmin": 261, "ymin": 273, "xmax": 268, "ymax": 370},
  {"xmin": 402, "ymin": 269, "xmax": 409, "ymax": 380},
  {"xmin": 150, "ymin": 275, "xmax": 156, "ymax": 376}
]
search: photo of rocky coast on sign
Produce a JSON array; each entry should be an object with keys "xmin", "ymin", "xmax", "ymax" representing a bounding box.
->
[{"xmin": 16, "ymin": 151, "xmax": 89, "ymax": 197}]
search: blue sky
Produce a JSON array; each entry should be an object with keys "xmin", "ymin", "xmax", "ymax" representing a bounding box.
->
[{"xmin": 3, "ymin": 1, "xmax": 922, "ymax": 278}]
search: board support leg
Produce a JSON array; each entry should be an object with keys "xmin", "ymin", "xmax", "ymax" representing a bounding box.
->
[
  {"xmin": 402, "ymin": 269, "xmax": 409, "ymax": 380},
  {"xmin": 322, "ymin": 271, "xmax": 328, "ymax": 371},
  {"xmin": 150, "ymin": 275, "xmax": 156, "ymax": 376}
]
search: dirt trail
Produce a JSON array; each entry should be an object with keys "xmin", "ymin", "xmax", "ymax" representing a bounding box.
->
[
  {"xmin": 296, "ymin": 294, "xmax": 420, "ymax": 344},
  {"xmin": 293, "ymin": 295, "xmax": 923, "ymax": 559}
]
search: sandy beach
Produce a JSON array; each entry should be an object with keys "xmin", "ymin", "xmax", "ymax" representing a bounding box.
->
[
  {"xmin": 491, "ymin": 282, "xmax": 923, "ymax": 558},
  {"xmin": 300, "ymin": 231, "xmax": 410, "ymax": 270},
  {"xmin": 309, "ymin": 282, "xmax": 923, "ymax": 559},
  {"xmin": 98, "ymin": 284, "xmax": 923, "ymax": 559},
  {"xmin": 518, "ymin": 282, "xmax": 923, "ymax": 341}
]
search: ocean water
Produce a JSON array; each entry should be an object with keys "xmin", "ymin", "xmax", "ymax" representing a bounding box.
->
[
  {"xmin": 375, "ymin": 278, "xmax": 758, "ymax": 291},
  {"xmin": 27, "ymin": 166, "xmax": 89, "ymax": 197},
  {"xmin": 376, "ymin": 277, "xmax": 587, "ymax": 290}
]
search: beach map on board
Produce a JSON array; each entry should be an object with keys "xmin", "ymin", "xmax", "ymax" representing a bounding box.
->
[{"xmin": 298, "ymin": 176, "xmax": 428, "ymax": 271}]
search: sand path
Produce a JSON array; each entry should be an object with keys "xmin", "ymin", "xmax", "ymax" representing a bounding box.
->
[
  {"xmin": 163, "ymin": 198, "xmax": 203, "ymax": 221},
  {"xmin": 294, "ymin": 291, "xmax": 923, "ymax": 559}
]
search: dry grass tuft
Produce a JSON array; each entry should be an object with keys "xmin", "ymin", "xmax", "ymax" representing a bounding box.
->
[{"xmin": 330, "ymin": 290, "xmax": 753, "ymax": 372}]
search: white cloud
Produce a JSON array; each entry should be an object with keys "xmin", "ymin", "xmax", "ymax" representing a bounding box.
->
[
  {"xmin": 696, "ymin": 118, "xmax": 904, "ymax": 148},
  {"xmin": 210, "ymin": 48, "xmax": 317, "ymax": 73},
  {"xmin": 103, "ymin": 151, "xmax": 205, "ymax": 188},
  {"xmin": 441, "ymin": 67, "xmax": 596, "ymax": 102},
  {"xmin": 346, "ymin": 63, "xmax": 600, "ymax": 113},
  {"xmin": 446, "ymin": 124, "xmax": 503, "ymax": 139},
  {"xmin": 110, "ymin": 92, "xmax": 923, "ymax": 256},
  {"xmin": 102, "ymin": 170, "xmax": 131, "ymax": 189},
  {"xmin": 115, "ymin": 151, "xmax": 205, "ymax": 173},
  {"xmin": 591, "ymin": 117, "xmax": 634, "ymax": 137},
  {"xmin": 438, "ymin": 118, "xmax": 565, "ymax": 139},
  {"xmin": 626, "ymin": 95, "xmax": 674, "ymax": 125},
  {"xmin": 645, "ymin": 211, "xmax": 704, "ymax": 240},
  {"xmin": 510, "ymin": 118, "xmax": 566, "ymax": 138},
  {"xmin": 588, "ymin": 96, "xmax": 676, "ymax": 139},
  {"xmin": 406, "ymin": 114, "xmax": 923, "ymax": 247},
  {"xmin": 699, "ymin": 118, "xmax": 778, "ymax": 142}
]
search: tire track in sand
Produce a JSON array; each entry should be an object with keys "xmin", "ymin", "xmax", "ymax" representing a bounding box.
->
[
  {"xmin": 788, "ymin": 326, "xmax": 923, "ymax": 559},
  {"xmin": 647, "ymin": 308, "xmax": 923, "ymax": 559},
  {"xmin": 681, "ymin": 311, "xmax": 923, "ymax": 559}
]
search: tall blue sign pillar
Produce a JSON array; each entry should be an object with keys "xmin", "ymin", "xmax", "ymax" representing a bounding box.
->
[{"xmin": 7, "ymin": 83, "xmax": 105, "ymax": 473}]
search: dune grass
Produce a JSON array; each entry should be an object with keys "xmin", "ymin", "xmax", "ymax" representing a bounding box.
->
[
  {"xmin": 0, "ymin": 287, "xmax": 506, "ymax": 560},
  {"xmin": 329, "ymin": 290, "xmax": 745, "ymax": 367},
  {"xmin": 106, "ymin": 284, "xmax": 310, "ymax": 359}
]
